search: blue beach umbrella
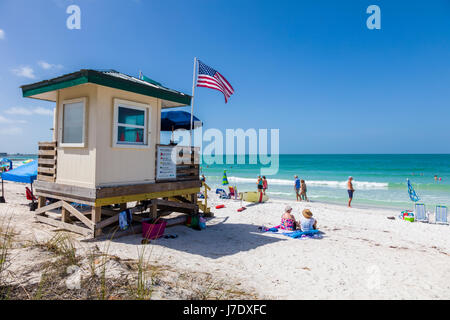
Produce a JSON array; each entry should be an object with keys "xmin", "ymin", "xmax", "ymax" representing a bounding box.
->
[
  {"xmin": 407, "ymin": 179, "xmax": 420, "ymax": 202},
  {"xmin": 0, "ymin": 158, "xmax": 13, "ymax": 170},
  {"xmin": 1, "ymin": 160, "xmax": 38, "ymax": 203},
  {"xmin": 160, "ymin": 111, "xmax": 202, "ymax": 131},
  {"xmin": 2, "ymin": 160, "xmax": 37, "ymax": 184}
]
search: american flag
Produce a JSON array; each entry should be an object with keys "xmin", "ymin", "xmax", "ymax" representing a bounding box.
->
[{"xmin": 197, "ymin": 60, "xmax": 234, "ymax": 103}]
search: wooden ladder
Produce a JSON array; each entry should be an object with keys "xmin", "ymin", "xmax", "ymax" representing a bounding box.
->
[{"xmin": 197, "ymin": 182, "xmax": 211, "ymax": 215}]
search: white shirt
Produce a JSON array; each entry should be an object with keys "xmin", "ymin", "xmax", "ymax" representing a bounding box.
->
[{"xmin": 299, "ymin": 217, "xmax": 316, "ymax": 232}]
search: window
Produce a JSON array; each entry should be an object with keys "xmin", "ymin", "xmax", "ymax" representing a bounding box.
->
[
  {"xmin": 113, "ymin": 99, "xmax": 150, "ymax": 148},
  {"xmin": 60, "ymin": 98, "xmax": 86, "ymax": 147}
]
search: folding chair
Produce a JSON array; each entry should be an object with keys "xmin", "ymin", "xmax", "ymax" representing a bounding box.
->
[
  {"xmin": 215, "ymin": 188, "xmax": 229, "ymax": 199},
  {"xmin": 414, "ymin": 203, "xmax": 428, "ymax": 222},
  {"xmin": 228, "ymin": 186, "xmax": 236, "ymax": 198},
  {"xmin": 25, "ymin": 187, "xmax": 37, "ymax": 211},
  {"xmin": 435, "ymin": 205, "xmax": 448, "ymax": 225}
]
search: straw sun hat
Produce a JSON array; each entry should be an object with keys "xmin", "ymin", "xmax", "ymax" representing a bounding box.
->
[{"xmin": 302, "ymin": 209, "xmax": 313, "ymax": 219}]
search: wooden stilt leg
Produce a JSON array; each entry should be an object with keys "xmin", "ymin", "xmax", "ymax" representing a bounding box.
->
[
  {"xmin": 38, "ymin": 196, "xmax": 46, "ymax": 209},
  {"xmin": 151, "ymin": 200, "xmax": 158, "ymax": 219},
  {"xmin": 191, "ymin": 193, "xmax": 198, "ymax": 214},
  {"xmin": 92, "ymin": 206, "xmax": 102, "ymax": 237},
  {"xmin": 61, "ymin": 206, "xmax": 70, "ymax": 223}
]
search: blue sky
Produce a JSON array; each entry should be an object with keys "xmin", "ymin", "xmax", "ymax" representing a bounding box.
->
[{"xmin": 0, "ymin": 0, "xmax": 449, "ymax": 154}]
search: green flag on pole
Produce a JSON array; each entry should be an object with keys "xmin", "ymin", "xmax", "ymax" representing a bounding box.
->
[{"xmin": 139, "ymin": 72, "xmax": 162, "ymax": 86}]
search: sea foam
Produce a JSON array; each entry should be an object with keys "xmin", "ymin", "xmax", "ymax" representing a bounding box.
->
[{"xmin": 228, "ymin": 176, "xmax": 388, "ymax": 190}]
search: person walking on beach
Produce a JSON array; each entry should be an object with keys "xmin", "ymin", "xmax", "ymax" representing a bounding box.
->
[
  {"xmin": 262, "ymin": 176, "xmax": 268, "ymax": 195},
  {"xmin": 347, "ymin": 176, "xmax": 355, "ymax": 207},
  {"xmin": 300, "ymin": 179, "xmax": 308, "ymax": 202},
  {"xmin": 294, "ymin": 175, "xmax": 301, "ymax": 201}
]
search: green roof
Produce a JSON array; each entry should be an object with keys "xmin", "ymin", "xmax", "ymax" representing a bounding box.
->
[{"xmin": 21, "ymin": 69, "xmax": 191, "ymax": 106}]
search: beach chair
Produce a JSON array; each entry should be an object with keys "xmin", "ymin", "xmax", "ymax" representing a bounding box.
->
[
  {"xmin": 435, "ymin": 206, "xmax": 448, "ymax": 225},
  {"xmin": 228, "ymin": 186, "xmax": 236, "ymax": 198},
  {"xmin": 216, "ymin": 188, "xmax": 230, "ymax": 199},
  {"xmin": 414, "ymin": 203, "xmax": 428, "ymax": 222},
  {"xmin": 25, "ymin": 187, "xmax": 37, "ymax": 211}
]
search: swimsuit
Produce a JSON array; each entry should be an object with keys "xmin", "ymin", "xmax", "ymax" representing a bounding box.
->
[
  {"xmin": 348, "ymin": 190, "xmax": 354, "ymax": 198},
  {"xmin": 258, "ymin": 179, "xmax": 263, "ymax": 190},
  {"xmin": 280, "ymin": 218, "xmax": 296, "ymax": 231}
]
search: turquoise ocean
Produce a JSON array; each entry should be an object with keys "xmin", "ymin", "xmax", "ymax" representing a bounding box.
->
[{"xmin": 201, "ymin": 154, "xmax": 450, "ymax": 210}]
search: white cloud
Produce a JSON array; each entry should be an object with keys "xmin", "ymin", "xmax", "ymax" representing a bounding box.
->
[
  {"xmin": 12, "ymin": 66, "xmax": 36, "ymax": 79},
  {"xmin": 33, "ymin": 107, "xmax": 54, "ymax": 116},
  {"xmin": 4, "ymin": 107, "xmax": 31, "ymax": 116},
  {"xmin": 0, "ymin": 127, "xmax": 23, "ymax": 136},
  {"xmin": 0, "ymin": 115, "xmax": 27, "ymax": 124},
  {"xmin": 5, "ymin": 107, "xmax": 53, "ymax": 117},
  {"xmin": 0, "ymin": 29, "xmax": 5, "ymax": 40},
  {"xmin": 38, "ymin": 61, "xmax": 63, "ymax": 70}
]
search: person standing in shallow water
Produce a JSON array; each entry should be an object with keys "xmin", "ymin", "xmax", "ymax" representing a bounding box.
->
[
  {"xmin": 294, "ymin": 175, "xmax": 301, "ymax": 201},
  {"xmin": 257, "ymin": 176, "xmax": 264, "ymax": 193},
  {"xmin": 347, "ymin": 176, "xmax": 355, "ymax": 207},
  {"xmin": 262, "ymin": 176, "xmax": 268, "ymax": 195},
  {"xmin": 300, "ymin": 180, "xmax": 308, "ymax": 202}
]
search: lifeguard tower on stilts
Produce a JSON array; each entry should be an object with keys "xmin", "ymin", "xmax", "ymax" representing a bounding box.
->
[{"xmin": 21, "ymin": 69, "xmax": 210, "ymax": 238}]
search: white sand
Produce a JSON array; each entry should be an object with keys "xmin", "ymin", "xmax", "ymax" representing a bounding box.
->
[{"xmin": 1, "ymin": 180, "xmax": 450, "ymax": 299}]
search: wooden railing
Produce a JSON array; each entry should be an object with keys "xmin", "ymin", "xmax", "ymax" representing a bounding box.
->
[
  {"xmin": 198, "ymin": 182, "xmax": 211, "ymax": 215},
  {"xmin": 37, "ymin": 141, "xmax": 57, "ymax": 182},
  {"xmin": 175, "ymin": 146, "xmax": 200, "ymax": 181}
]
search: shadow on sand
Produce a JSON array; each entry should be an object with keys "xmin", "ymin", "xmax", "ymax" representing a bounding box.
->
[{"xmin": 110, "ymin": 216, "xmax": 289, "ymax": 259}]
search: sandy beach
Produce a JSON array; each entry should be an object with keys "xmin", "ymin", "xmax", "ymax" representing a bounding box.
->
[{"xmin": 1, "ymin": 180, "xmax": 449, "ymax": 299}]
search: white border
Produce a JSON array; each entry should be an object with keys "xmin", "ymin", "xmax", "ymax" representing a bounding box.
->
[
  {"xmin": 112, "ymin": 98, "xmax": 151, "ymax": 149},
  {"xmin": 58, "ymin": 97, "xmax": 87, "ymax": 148}
]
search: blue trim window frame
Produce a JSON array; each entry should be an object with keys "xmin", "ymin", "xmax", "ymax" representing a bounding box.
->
[{"xmin": 113, "ymin": 98, "xmax": 151, "ymax": 149}]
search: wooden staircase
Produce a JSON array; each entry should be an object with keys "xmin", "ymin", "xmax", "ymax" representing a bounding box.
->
[
  {"xmin": 167, "ymin": 182, "xmax": 212, "ymax": 216},
  {"xmin": 198, "ymin": 182, "xmax": 212, "ymax": 215}
]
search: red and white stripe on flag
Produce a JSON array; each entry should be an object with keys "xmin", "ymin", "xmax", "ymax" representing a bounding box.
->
[{"xmin": 196, "ymin": 60, "xmax": 234, "ymax": 103}]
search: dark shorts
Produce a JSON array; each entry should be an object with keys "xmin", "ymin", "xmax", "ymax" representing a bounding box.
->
[
  {"xmin": 295, "ymin": 188, "xmax": 300, "ymax": 194},
  {"xmin": 348, "ymin": 190, "xmax": 354, "ymax": 198},
  {"xmin": 258, "ymin": 185, "xmax": 263, "ymax": 190}
]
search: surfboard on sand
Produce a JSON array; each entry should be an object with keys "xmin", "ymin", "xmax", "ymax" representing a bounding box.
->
[{"xmin": 241, "ymin": 191, "xmax": 269, "ymax": 203}]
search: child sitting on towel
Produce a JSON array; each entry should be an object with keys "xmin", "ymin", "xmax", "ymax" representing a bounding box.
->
[
  {"xmin": 280, "ymin": 205, "xmax": 297, "ymax": 231},
  {"xmin": 298, "ymin": 209, "xmax": 317, "ymax": 232}
]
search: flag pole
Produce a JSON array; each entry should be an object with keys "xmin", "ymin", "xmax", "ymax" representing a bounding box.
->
[{"xmin": 190, "ymin": 57, "xmax": 198, "ymax": 148}]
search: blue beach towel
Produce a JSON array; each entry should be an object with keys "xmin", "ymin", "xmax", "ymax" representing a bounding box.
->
[
  {"xmin": 119, "ymin": 209, "xmax": 132, "ymax": 230},
  {"xmin": 285, "ymin": 229, "xmax": 320, "ymax": 238},
  {"xmin": 263, "ymin": 227, "xmax": 321, "ymax": 239}
]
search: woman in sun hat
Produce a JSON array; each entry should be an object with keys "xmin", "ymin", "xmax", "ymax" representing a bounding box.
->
[{"xmin": 298, "ymin": 209, "xmax": 317, "ymax": 232}]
